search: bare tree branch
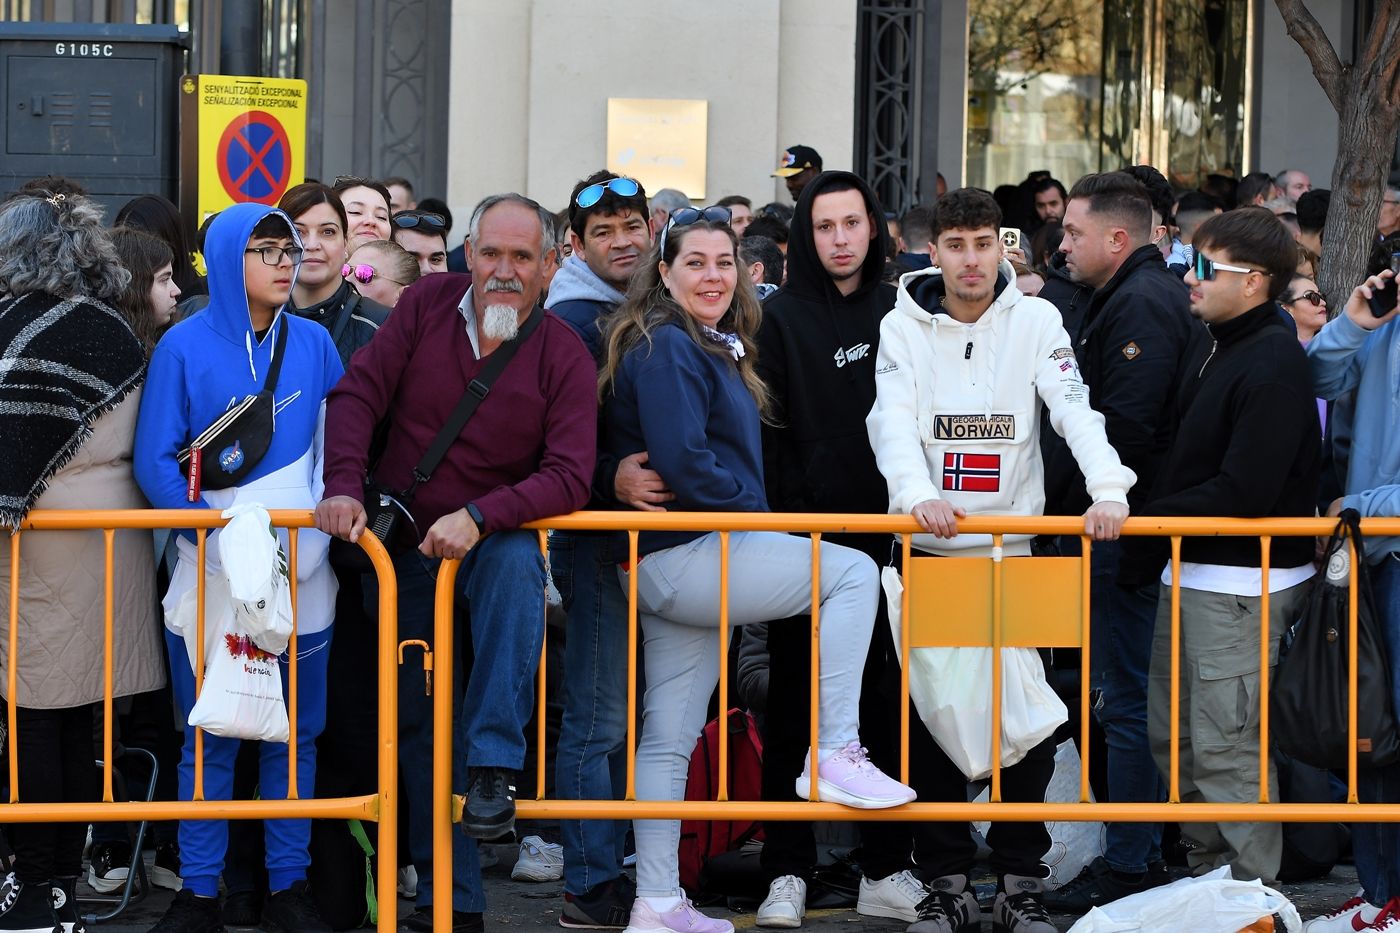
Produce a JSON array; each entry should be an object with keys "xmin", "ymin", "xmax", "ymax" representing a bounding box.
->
[{"xmin": 1273, "ymin": 0, "xmax": 1347, "ymax": 112}]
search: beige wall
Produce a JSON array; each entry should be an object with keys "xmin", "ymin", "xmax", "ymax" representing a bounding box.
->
[
  {"xmin": 447, "ymin": 0, "xmax": 856, "ymax": 246},
  {"xmin": 1258, "ymin": 0, "xmax": 1342, "ymax": 186}
]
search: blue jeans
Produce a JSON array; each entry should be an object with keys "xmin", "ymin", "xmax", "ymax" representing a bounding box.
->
[
  {"xmin": 550, "ymin": 532, "xmax": 630, "ymax": 897},
  {"xmin": 165, "ymin": 625, "xmax": 331, "ymax": 898},
  {"xmin": 1073, "ymin": 538, "xmax": 1165, "ymax": 873},
  {"xmin": 385, "ymin": 531, "xmax": 545, "ymax": 914},
  {"xmin": 1355, "ymin": 552, "xmax": 1400, "ymax": 903}
]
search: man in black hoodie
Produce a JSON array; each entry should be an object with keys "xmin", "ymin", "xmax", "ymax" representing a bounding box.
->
[
  {"xmin": 1041, "ymin": 172, "xmax": 1193, "ymax": 914},
  {"xmin": 749, "ymin": 171, "xmax": 930, "ymax": 927}
]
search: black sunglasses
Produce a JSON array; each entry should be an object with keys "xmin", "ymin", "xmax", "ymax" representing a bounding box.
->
[
  {"xmin": 660, "ymin": 205, "xmax": 732, "ymax": 254},
  {"xmin": 1285, "ymin": 289, "xmax": 1325, "ymax": 307},
  {"xmin": 392, "ymin": 211, "xmax": 446, "ymax": 231}
]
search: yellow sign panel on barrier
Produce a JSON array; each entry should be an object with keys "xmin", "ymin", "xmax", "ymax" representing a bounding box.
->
[{"xmin": 179, "ymin": 74, "xmax": 308, "ymax": 229}]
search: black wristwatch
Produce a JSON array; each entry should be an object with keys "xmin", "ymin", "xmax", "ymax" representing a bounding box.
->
[{"xmin": 466, "ymin": 502, "xmax": 485, "ymax": 535}]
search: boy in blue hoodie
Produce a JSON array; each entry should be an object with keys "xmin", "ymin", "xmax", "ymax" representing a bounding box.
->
[
  {"xmin": 134, "ymin": 203, "xmax": 343, "ymax": 933},
  {"xmin": 1306, "ymin": 264, "xmax": 1400, "ymax": 930}
]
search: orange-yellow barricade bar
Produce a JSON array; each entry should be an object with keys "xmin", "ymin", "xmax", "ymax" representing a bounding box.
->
[{"xmin": 8, "ymin": 510, "xmax": 400, "ymax": 933}]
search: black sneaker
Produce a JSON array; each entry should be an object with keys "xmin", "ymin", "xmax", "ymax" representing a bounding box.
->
[
  {"xmin": 462, "ymin": 767, "xmax": 517, "ymax": 840},
  {"xmin": 559, "ymin": 875, "xmax": 636, "ymax": 929},
  {"xmin": 143, "ymin": 889, "xmax": 223, "ymax": 933},
  {"xmin": 151, "ymin": 843, "xmax": 182, "ymax": 892},
  {"xmin": 0, "ymin": 876, "xmax": 60, "ymax": 933},
  {"xmin": 399, "ymin": 907, "xmax": 483, "ymax": 932},
  {"xmin": 992, "ymin": 874, "xmax": 1057, "ymax": 933},
  {"xmin": 908, "ymin": 874, "xmax": 980, "ymax": 933},
  {"xmin": 1041, "ymin": 857, "xmax": 1156, "ymax": 915},
  {"xmin": 221, "ymin": 889, "xmax": 261, "ymax": 927},
  {"xmin": 50, "ymin": 878, "xmax": 83, "ymax": 933},
  {"xmin": 260, "ymin": 881, "xmax": 331, "ymax": 933},
  {"xmin": 85, "ymin": 842, "xmax": 132, "ymax": 895}
]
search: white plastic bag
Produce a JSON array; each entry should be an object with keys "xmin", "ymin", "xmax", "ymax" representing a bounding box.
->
[
  {"xmin": 185, "ymin": 603, "xmax": 290, "ymax": 743},
  {"xmin": 219, "ymin": 504, "xmax": 294, "ymax": 657},
  {"xmin": 973, "ymin": 740, "xmax": 1105, "ymax": 889},
  {"xmin": 883, "ymin": 565, "xmax": 1068, "ymax": 781},
  {"xmin": 1067, "ymin": 866, "xmax": 1301, "ymax": 932}
]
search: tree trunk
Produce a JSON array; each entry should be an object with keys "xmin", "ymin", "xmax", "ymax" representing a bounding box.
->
[{"xmin": 1320, "ymin": 77, "xmax": 1400, "ymax": 309}]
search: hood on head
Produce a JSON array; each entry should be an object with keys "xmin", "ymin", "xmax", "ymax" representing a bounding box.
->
[
  {"xmin": 203, "ymin": 202, "xmax": 302, "ymax": 344},
  {"xmin": 783, "ymin": 170, "xmax": 891, "ymax": 301}
]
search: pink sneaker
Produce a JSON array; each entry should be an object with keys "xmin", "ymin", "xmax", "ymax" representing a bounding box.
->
[
  {"xmin": 622, "ymin": 896, "xmax": 734, "ymax": 933},
  {"xmin": 794, "ymin": 741, "xmax": 916, "ymax": 809}
]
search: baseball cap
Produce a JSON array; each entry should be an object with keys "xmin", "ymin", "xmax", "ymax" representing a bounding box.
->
[{"xmin": 772, "ymin": 145, "xmax": 822, "ymax": 178}]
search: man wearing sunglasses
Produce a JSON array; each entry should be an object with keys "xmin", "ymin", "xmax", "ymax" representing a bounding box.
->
[
  {"xmin": 1136, "ymin": 207, "xmax": 1320, "ymax": 889},
  {"xmin": 1037, "ymin": 171, "xmax": 1194, "ymax": 915},
  {"xmin": 545, "ymin": 170, "xmax": 676, "ymax": 929},
  {"xmin": 392, "ymin": 209, "xmax": 449, "ymax": 276}
]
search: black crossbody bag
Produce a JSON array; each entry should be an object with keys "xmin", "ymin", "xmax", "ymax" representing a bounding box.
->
[
  {"xmin": 341, "ymin": 308, "xmax": 544, "ymax": 570},
  {"xmin": 178, "ymin": 321, "xmax": 289, "ymax": 499}
]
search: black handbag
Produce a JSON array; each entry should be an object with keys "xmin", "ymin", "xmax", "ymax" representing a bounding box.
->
[
  {"xmin": 336, "ymin": 307, "xmax": 544, "ymax": 572},
  {"xmin": 178, "ymin": 322, "xmax": 289, "ymax": 498},
  {"xmin": 1270, "ymin": 509, "xmax": 1400, "ymax": 771}
]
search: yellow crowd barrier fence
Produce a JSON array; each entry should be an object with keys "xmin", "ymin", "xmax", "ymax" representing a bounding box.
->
[{"xmin": 6, "ymin": 510, "xmax": 400, "ymax": 932}]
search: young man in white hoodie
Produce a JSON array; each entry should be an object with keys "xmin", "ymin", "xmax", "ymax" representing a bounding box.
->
[{"xmin": 866, "ymin": 188, "xmax": 1136, "ymax": 933}]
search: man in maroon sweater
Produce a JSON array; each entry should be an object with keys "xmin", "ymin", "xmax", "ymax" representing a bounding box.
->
[{"xmin": 315, "ymin": 193, "xmax": 596, "ymax": 933}]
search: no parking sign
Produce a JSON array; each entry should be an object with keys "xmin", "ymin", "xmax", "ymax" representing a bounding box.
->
[{"xmin": 180, "ymin": 74, "xmax": 307, "ymax": 231}]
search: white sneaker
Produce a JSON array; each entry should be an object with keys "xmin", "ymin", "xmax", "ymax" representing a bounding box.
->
[
  {"xmin": 857, "ymin": 869, "xmax": 928, "ymax": 922},
  {"xmin": 511, "ymin": 834, "xmax": 564, "ymax": 882},
  {"xmin": 795, "ymin": 743, "xmax": 916, "ymax": 809},
  {"xmin": 1303, "ymin": 894, "xmax": 1383, "ymax": 931},
  {"xmin": 756, "ymin": 875, "xmax": 806, "ymax": 929},
  {"xmin": 397, "ymin": 865, "xmax": 418, "ymax": 898}
]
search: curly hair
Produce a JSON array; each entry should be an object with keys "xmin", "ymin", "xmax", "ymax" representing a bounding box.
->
[
  {"xmin": 598, "ymin": 220, "xmax": 770, "ymax": 419},
  {"xmin": 0, "ymin": 192, "xmax": 129, "ymax": 302}
]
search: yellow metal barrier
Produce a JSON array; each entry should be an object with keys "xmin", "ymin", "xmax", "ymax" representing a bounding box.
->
[
  {"xmin": 422, "ymin": 510, "xmax": 1400, "ymax": 923},
  {"xmin": 7, "ymin": 510, "xmax": 399, "ymax": 932}
]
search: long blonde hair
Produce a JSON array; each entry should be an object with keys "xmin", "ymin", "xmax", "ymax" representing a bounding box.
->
[{"xmin": 598, "ymin": 220, "xmax": 770, "ymax": 419}]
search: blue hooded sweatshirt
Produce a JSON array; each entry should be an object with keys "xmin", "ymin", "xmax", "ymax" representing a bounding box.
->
[
  {"xmin": 135, "ymin": 203, "xmax": 344, "ymax": 634},
  {"xmin": 1308, "ymin": 311, "xmax": 1400, "ymax": 561}
]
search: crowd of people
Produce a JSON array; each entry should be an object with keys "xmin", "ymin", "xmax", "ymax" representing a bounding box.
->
[{"xmin": 0, "ymin": 141, "xmax": 1398, "ymax": 933}]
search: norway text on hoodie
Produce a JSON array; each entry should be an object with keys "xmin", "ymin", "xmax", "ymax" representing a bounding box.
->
[
  {"xmin": 134, "ymin": 202, "xmax": 344, "ymax": 636},
  {"xmin": 866, "ymin": 261, "xmax": 1135, "ymax": 557},
  {"xmin": 758, "ymin": 170, "xmax": 897, "ymax": 517}
]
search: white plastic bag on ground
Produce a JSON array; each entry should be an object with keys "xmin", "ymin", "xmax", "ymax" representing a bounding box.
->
[
  {"xmin": 883, "ymin": 565, "xmax": 1068, "ymax": 780},
  {"xmin": 1066, "ymin": 866, "xmax": 1301, "ymax": 932},
  {"xmin": 219, "ymin": 503, "xmax": 294, "ymax": 657},
  {"xmin": 973, "ymin": 739, "xmax": 1105, "ymax": 889}
]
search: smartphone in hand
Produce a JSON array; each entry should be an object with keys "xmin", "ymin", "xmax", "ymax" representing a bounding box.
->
[{"xmin": 1368, "ymin": 254, "xmax": 1400, "ymax": 317}]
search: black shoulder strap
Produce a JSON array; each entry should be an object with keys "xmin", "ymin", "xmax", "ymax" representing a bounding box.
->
[
  {"xmin": 405, "ymin": 306, "xmax": 545, "ymax": 496},
  {"xmin": 263, "ymin": 316, "xmax": 291, "ymax": 393}
]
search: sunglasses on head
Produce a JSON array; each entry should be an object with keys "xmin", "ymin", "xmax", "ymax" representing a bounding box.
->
[
  {"xmin": 342, "ymin": 262, "xmax": 403, "ymax": 286},
  {"xmin": 575, "ymin": 177, "xmax": 641, "ymax": 209},
  {"xmin": 660, "ymin": 205, "xmax": 732, "ymax": 254},
  {"xmin": 1194, "ymin": 251, "xmax": 1269, "ymax": 281},
  {"xmin": 1286, "ymin": 289, "xmax": 1325, "ymax": 307},
  {"xmin": 392, "ymin": 211, "xmax": 446, "ymax": 231}
]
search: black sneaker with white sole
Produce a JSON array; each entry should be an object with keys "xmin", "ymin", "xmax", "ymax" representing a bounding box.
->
[
  {"xmin": 559, "ymin": 875, "xmax": 636, "ymax": 929},
  {"xmin": 0, "ymin": 877, "xmax": 59, "ymax": 933},
  {"xmin": 50, "ymin": 878, "xmax": 83, "ymax": 933},
  {"xmin": 992, "ymin": 874, "xmax": 1058, "ymax": 933},
  {"xmin": 908, "ymin": 874, "xmax": 980, "ymax": 933},
  {"xmin": 461, "ymin": 767, "xmax": 517, "ymax": 840},
  {"xmin": 1041, "ymin": 857, "xmax": 1164, "ymax": 915},
  {"xmin": 84, "ymin": 842, "xmax": 131, "ymax": 896}
]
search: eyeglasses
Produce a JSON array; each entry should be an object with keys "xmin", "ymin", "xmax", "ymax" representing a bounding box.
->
[
  {"xmin": 660, "ymin": 205, "xmax": 732, "ymax": 255},
  {"xmin": 1285, "ymin": 289, "xmax": 1325, "ymax": 307},
  {"xmin": 1193, "ymin": 251, "xmax": 1268, "ymax": 281},
  {"xmin": 574, "ymin": 177, "xmax": 641, "ymax": 209},
  {"xmin": 392, "ymin": 211, "xmax": 446, "ymax": 230},
  {"xmin": 342, "ymin": 262, "xmax": 403, "ymax": 286},
  {"xmin": 245, "ymin": 245, "xmax": 304, "ymax": 266}
]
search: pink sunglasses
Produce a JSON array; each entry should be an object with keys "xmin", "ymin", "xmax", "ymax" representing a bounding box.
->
[{"xmin": 342, "ymin": 262, "xmax": 403, "ymax": 286}]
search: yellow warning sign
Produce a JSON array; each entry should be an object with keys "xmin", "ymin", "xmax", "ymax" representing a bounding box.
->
[{"xmin": 180, "ymin": 74, "xmax": 308, "ymax": 229}]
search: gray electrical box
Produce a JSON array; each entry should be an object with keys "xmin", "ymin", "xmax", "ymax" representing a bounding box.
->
[{"xmin": 0, "ymin": 22, "xmax": 187, "ymax": 220}]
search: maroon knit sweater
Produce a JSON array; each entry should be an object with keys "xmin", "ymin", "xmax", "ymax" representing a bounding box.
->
[{"xmin": 322, "ymin": 274, "xmax": 596, "ymax": 535}]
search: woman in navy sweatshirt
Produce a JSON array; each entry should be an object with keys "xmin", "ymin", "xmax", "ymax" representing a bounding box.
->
[{"xmin": 598, "ymin": 209, "xmax": 915, "ymax": 933}]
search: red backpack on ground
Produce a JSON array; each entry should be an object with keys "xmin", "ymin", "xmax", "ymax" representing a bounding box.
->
[{"xmin": 678, "ymin": 708, "xmax": 765, "ymax": 893}]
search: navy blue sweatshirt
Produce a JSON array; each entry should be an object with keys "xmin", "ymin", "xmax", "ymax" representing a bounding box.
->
[{"xmin": 603, "ymin": 321, "xmax": 767, "ymax": 556}]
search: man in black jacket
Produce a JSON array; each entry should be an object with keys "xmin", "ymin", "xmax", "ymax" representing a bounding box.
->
[
  {"xmin": 1141, "ymin": 207, "xmax": 1319, "ymax": 885},
  {"xmin": 749, "ymin": 171, "xmax": 929, "ymax": 927},
  {"xmin": 1041, "ymin": 172, "xmax": 1193, "ymax": 913}
]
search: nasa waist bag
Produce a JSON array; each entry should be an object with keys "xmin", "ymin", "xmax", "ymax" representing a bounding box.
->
[{"xmin": 177, "ymin": 321, "xmax": 289, "ymax": 499}]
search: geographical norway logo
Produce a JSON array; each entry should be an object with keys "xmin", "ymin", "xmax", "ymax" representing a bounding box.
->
[
  {"xmin": 943, "ymin": 452, "xmax": 1001, "ymax": 492},
  {"xmin": 933, "ymin": 414, "xmax": 1015, "ymax": 440},
  {"xmin": 219, "ymin": 440, "xmax": 245, "ymax": 473}
]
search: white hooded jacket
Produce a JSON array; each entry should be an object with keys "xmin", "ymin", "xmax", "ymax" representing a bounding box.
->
[{"xmin": 866, "ymin": 261, "xmax": 1135, "ymax": 556}]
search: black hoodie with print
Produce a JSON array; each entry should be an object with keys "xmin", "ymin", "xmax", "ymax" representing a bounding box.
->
[{"xmin": 756, "ymin": 171, "xmax": 897, "ymax": 518}]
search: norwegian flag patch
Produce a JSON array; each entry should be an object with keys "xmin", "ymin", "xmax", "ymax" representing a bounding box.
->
[{"xmin": 943, "ymin": 452, "xmax": 1001, "ymax": 492}]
